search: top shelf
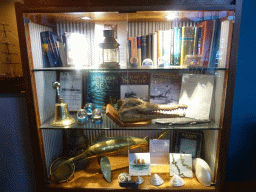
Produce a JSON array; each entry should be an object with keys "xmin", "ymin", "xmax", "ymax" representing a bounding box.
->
[{"xmin": 32, "ymin": 66, "xmax": 227, "ymax": 72}]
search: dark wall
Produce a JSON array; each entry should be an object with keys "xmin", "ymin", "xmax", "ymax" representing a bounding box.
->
[
  {"xmin": 225, "ymin": 0, "xmax": 256, "ymax": 182},
  {"xmin": 0, "ymin": 94, "xmax": 37, "ymax": 192}
]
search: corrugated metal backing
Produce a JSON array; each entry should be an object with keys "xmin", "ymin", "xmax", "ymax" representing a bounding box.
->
[
  {"xmin": 42, "ymin": 129, "xmax": 63, "ymax": 177},
  {"xmin": 128, "ymin": 20, "xmax": 196, "ymax": 37},
  {"xmin": 28, "ymin": 23, "xmax": 61, "ymax": 177}
]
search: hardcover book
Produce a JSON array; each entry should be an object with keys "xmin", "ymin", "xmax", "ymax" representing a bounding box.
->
[
  {"xmin": 173, "ymin": 27, "xmax": 182, "ymax": 66},
  {"xmin": 141, "ymin": 35, "xmax": 147, "ymax": 63},
  {"xmin": 137, "ymin": 36, "xmax": 142, "ymax": 67},
  {"xmin": 217, "ymin": 19, "xmax": 234, "ymax": 68},
  {"xmin": 120, "ymin": 72, "xmax": 150, "ymax": 101},
  {"xmin": 150, "ymin": 72, "xmax": 182, "ymax": 105},
  {"xmin": 197, "ymin": 20, "xmax": 214, "ymax": 67},
  {"xmin": 180, "ymin": 27, "xmax": 195, "ymax": 66},
  {"xmin": 86, "ymin": 72, "xmax": 120, "ymax": 110},
  {"xmin": 40, "ymin": 31, "xmax": 61, "ymax": 67}
]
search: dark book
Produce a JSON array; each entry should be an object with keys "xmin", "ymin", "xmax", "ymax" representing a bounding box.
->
[
  {"xmin": 120, "ymin": 72, "xmax": 150, "ymax": 101},
  {"xmin": 86, "ymin": 72, "xmax": 120, "ymax": 110},
  {"xmin": 146, "ymin": 34, "xmax": 152, "ymax": 59},
  {"xmin": 141, "ymin": 35, "xmax": 147, "ymax": 64},
  {"xmin": 40, "ymin": 31, "xmax": 59, "ymax": 67},
  {"xmin": 208, "ymin": 19, "xmax": 221, "ymax": 69},
  {"xmin": 197, "ymin": 20, "xmax": 214, "ymax": 67},
  {"xmin": 137, "ymin": 36, "xmax": 142, "ymax": 67}
]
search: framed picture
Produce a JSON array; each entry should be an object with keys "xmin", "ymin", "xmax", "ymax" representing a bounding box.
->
[{"xmin": 174, "ymin": 131, "xmax": 203, "ymax": 158}]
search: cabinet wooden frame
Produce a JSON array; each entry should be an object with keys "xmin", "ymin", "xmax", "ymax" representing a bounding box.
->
[{"xmin": 15, "ymin": 0, "xmax": 243, "ymax": 191}]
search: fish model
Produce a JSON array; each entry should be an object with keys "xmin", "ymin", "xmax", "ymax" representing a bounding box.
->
[{"xmin": 51, "ymin": 131, "xmax": 169, "ymax": 182}]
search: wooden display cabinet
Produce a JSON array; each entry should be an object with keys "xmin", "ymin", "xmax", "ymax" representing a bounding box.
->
[{"xmin": 15, "ymin": 0, "xmax": 242, "ymax": 191}]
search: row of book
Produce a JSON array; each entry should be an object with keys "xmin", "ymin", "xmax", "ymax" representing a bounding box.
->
[
  {"xmin": 40, "ymin": 31, "xmax": 65, "ymax": 68},
  {"xmin": 128, "ymin": 19, "xmax": 233, "ymax": 68}
]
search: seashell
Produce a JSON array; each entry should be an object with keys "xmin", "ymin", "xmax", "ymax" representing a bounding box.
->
[
  {"xmin": 150, "ymin": 174, "xmax": 164, "ymax": 186},
  {"xmin": 135, "ymin": 176, "xmax": 144, "ymax": 185},
  {"xmin": 100, "ymin": 157, "xmax": 111, "ymax": 183},
  {"xmin": 170, "ymin": 174, "xmax": 185, "ymax": 187},
  {"xmin": 193, "ymin": 158, "xmax": 212, "ymax": 186},
  {"xmin": 118, "ymin": 172, "xmax": 131, "ymax": 183}
]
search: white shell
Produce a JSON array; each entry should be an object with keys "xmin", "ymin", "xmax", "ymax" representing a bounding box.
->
[
  {"xmin": 135, "ymin": 176, "xmax": 144, "ymax": 185},
  {"xmin": 193, "ymin": 158, "xmax": 212, "ymax": 186},
  {"xmin": 118, "ymin": 172, "xmax": 131, "ymax": 183},
  {"xmin": 150, "ymin": 174, "xmax": 164, "ymax": 186},
  {"xmin": 170, "ymin": 174, "xmax": 185, "ymax": 187}
]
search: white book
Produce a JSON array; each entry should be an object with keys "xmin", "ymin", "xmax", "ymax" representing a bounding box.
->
[{"xmin": 218, "ymin": 20, "xmax": 234, "ymax": 68}]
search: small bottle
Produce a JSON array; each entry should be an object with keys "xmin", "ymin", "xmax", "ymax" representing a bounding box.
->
[
  {"xmin": 77, "ymin": 109, "xmax": 88, "ymax": 124},
  {"xmin": 84, "ymin": 103, "xmax": 95, "ymax": 118},
  {"xmin": 92, "ymin": 109, "xmax": 103, "ymax": 124}
]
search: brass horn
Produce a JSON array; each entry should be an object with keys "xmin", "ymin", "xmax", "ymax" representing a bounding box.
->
[{"xmin": 50, "ymin": 82, "xmax": 75, "ymax": 127}]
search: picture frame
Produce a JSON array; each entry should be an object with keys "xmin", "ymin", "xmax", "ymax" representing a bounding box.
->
[{"xmin": 174, "ymin": 130, "xmax": 203, "ymax": 158}]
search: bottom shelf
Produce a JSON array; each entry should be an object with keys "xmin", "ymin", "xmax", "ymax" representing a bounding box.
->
[{"xmin": 48, "ymin": 156, "xmax": 215, "ymax": 191}]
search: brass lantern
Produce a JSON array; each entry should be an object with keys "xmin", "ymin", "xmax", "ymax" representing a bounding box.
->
[{"xmin": 99, "ymin": 30, "xmax": 120, "ymax": 68}]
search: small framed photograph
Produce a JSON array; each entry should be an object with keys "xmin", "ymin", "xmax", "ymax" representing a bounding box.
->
[{"xmin": 174, "ymin": 131, "xmax": 203, "ymax": 158}]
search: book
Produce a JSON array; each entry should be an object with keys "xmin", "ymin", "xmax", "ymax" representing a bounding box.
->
[
  {"xmin": 162, "ymin": 30, "xmax": 171, "ymax": 67},
  {"xmin": 150, "ymin": 72, "xmax": 182, "ymax": 105},
  {"xmin": 152, "ymin": 32, "xmax": 158, "ymax": 66},
  {"xmin": 120, "ymin": 72, "xmax": 150, "ymax": 101},
  {"xmin": 170, "ymin": 28, "xmax": 174, "ymax": 66},
  {"xmin": 173, "ymin": 27, "xmax": 182, "ymax": 66},
  {"xmin": 129, "ymin": 36, "xmax": 138, "ymax": 60},
  {"xmin": 86, "ymin": 72, "xmax": 120, "ymax": 110},
  {"xmin": 141, "ymin": 35, "xmax": 147, "ymax": 63},
  {"xmin": 150, "ymin": 139, "xmax": 170, "ymax": 165},
  {"xmin": 146, "ymin": 34, "xmax": 152, "ymax": 59},
  {"xmin": 197, "ymin": 20, "xmax": 214, "ymax": 67},
  {"xmin": 40, "ymin": 31, "xmax": 59, "ymax": 67},
  {"xmin": 137, "ymin": 36, "xmax": 142, "ymax": 67},
  {"xmin": 157, "ymin": 30, "xmax": 163, "ymax": 66},
  {"xmin": 208, "ymin": 19, "xmax": 221, "ymax": 69},
  {"xmin": 217, "ymin": 19, "xmax": 234, "ymax": 68},
  {"xmin": 180, "ymin": 27, "xmax": 195, "ymax": 67}
]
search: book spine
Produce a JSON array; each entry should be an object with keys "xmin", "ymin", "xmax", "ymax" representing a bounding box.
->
[
  {"xmin": 152, "ymin": 32, "xmax": 158, "ymax": 67},
  {"xmin": 170, "ymin": 29, "xmax": 174, "ymax": 66},
  {"xmin": 131, "ymin": 36, "xmax": 138, "ymax": 59},
  {"xmin": 180, "ymin": 27, "xmax": 195, "ymax": 66},
  {"xmin": 141, "ymin": 35, "xmax": 147, "ymax": 64},
  {"xmin": 50, "ymin": 32, "xmax": 63, "ymax": 67},
  {"xmin": 173, "ymin": 27, "xmax": 181, "ymax": 66},
  {"xmin": 137, "ymin": 36, "xmax": 142, "ymax": 67},
  {"xmin": 146, "ymin": 34, "xmax": 152, "ymax": 59},
  {"xmin": 157, "ymin": 30, "xmax": 163, "ymax": 66},
  {"xmin": 162, "ymin": 30, "xmax": 171, "ymax": 67},
  {"xmin": 208, "ymin": 19, "xmax": 221, "ymax": 69}
]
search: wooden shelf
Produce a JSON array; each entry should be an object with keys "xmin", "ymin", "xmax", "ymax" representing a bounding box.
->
[{"xmin": 48, "ymin": 156, "xmax": 215, "ymax": 191}]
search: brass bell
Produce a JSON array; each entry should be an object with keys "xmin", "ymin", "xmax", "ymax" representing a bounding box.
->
[{"xmin": 50, "ymin": 82, "xmax": 75, "ymax": 127}]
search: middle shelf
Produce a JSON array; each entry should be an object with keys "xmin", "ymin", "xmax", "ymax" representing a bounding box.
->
[{"xmin": 40, "ymin": 114, "xmax": 220, "ymax": 130}]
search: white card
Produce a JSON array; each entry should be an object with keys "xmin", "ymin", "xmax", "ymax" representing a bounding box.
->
[
  {"xmin": 170, "ymin": 153, "xmax": 193, "ymax": 178},
  {"xmin": 129, "ymin": 153, "xmax": 151, "ymax": 176}
]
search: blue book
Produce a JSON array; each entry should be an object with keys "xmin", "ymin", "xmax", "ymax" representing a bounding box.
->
[
  {"xmin": 173, "ymin": 27, "xmax": 182, "ymax": 66},
  {"xmin": 86, "ymin": 72, "xmax": 120, "ymax": 110}
]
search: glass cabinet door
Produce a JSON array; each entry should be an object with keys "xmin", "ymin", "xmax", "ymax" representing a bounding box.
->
[{"xmin": 22, "ymin": 9, "xmax": 235, "ymax": 190}]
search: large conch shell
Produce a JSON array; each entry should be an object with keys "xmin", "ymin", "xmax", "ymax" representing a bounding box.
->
[
  {"xmin": 150, "ymin": 174, "xmax": 164, "ymax": 186},
  {"xmin": 170, "ymin": 174, "xmax": 185, "ymax": 187},
  {"xmin": 193, "ymin": 158, "xmax": 212, "ymax": 186}
]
